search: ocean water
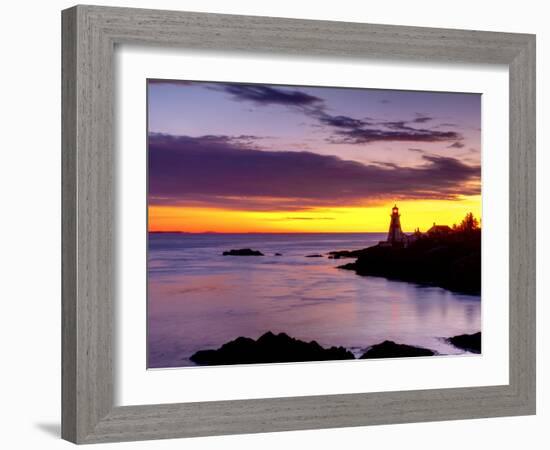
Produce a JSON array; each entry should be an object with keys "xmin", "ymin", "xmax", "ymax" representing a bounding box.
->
[{"xmin": 147, "ymin": 233, "xmax": 481, "ymax": 368}]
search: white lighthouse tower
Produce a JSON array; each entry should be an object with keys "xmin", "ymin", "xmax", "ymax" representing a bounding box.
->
[{"xmin": 386, "ymin": 205, "xmax": 405, "ymax": 246}]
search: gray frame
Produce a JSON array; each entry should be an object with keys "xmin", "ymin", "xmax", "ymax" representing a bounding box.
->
[{"xmin": 62, "ymin": 4, "xmax": 536, "ymax": 444}]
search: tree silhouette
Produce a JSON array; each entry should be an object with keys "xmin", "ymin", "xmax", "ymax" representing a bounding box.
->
[{"xmin": 456, "ymin": 212, "xmax": 479, "ymax": 232}]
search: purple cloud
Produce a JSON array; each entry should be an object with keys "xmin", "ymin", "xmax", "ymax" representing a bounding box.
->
[
  {"xmin": 307, "ymin": 110, "xmax": 460, "ymax": 145},
  {"xmin": 448, "ymin": 141, "xmax": 465, "ymax": 149},
  {"xmin": 411, "ymin": 115, "xmax": 433, "ymax": 124},
  {"xmin": 325, "ymin": 125, "xmax": 461, "ymax": 145},
  {"xmin": 148, "ymin": 133, "xmax": 481, "ymax": 210},
  {"xmin": 215, "ymin": 84, "xmax": 324, "ymax": 107}
]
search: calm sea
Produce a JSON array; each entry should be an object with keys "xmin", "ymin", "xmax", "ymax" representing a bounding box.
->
[{"xmin": 147, "ymin": 233, "xmax": 481, "ymax": 368}]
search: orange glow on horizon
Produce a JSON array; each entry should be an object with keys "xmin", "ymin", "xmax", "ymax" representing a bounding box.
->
[{"xmin": 148, "ymin": 196, "xmax": 481, "ymax": 234}]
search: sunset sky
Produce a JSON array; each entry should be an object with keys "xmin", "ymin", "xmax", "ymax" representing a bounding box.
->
[{"xmin": 148, "ymin": 80, "xmax": 481, "ymax": 233}]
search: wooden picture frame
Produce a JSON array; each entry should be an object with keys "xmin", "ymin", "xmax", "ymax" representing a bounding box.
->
[{"xmin": 62, "ymin": 5, "xmax": 536, "ymax": 444}]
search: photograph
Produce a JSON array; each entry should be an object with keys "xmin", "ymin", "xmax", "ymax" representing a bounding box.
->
[{"xmin": 147, "ymin": 79, "xmax": 482, "ymax": 368}]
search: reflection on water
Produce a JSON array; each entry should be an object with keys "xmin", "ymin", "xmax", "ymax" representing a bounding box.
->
[{"xmin": 147, "ymin": 233, "xmax": 481, "ymax": 368}]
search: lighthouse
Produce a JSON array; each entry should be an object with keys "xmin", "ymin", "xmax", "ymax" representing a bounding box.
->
[{"xmin": 386, "ymin": 205, "xmax": 405, "ymax": 245}]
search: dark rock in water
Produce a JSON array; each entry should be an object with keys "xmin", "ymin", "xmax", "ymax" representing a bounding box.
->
[
  {"xmin": 447, "ymin": 332, "xmax": 481, "ymax": 353},
  {"xmin": 274, "ymin": 252, "xmax": 283, "ymax": 256},
  {"xmin": 222, "ymin": 248, "xmax": 264, "ymax": 256},
  {"xmin": 305, "ymin": 254, "xmax": 323, "ymax": 258},
  {"xmin": 328, "ymin": 249, "xmax": 370, "ymax": 259},
  {"xmin": 360, "ymin": 340, "xmax": 435, "ymax": 359},
  {"xmin": 337, "ymin": 229, "xmax": 481, "ymax": 295},
  {"xmin": 190, "ymin": 331, "xmax": 355, "ymax": 365}
]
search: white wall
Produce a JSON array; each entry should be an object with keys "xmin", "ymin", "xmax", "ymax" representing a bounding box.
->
[{"xmin": 0, "ymin": 1, "xmax": 546, "ymax": 449}]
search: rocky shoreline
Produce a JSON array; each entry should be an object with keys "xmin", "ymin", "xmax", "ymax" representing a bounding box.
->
[
  {"xmin": 190, "ymin": 331, "xmax": 354, "ymax": 365},
  {"xmin": 190, "ymin": 331, "xmax": 481, "ymax": 366},
  {"xmin": 446, "ymin": 331, "xmax": 481, "ymax": 353},
  {"xmin": 335, "ymin": 230, "xmax": 481, "ymax": 295}
]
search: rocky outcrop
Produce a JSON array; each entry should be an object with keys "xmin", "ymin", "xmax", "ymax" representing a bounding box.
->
[
  {"xmin": 447, "ymin": 332, "xmax": 481, "ymax": 353},
  {"xmin": 328, "ymin": 249, "xmax": 369, "ymax": 259},
  {"xmin": 338, "ymin": 230, "xmax": 481, "ymax": 295},
  {"xmin": 190, "ymin": 331, "xmax": 355, "ymax": 365},
  {"xmin": 360, "ymin": 340, "xmax": 435, "ymax": 359},
  {"xmin": 222, "ymin": 248, "xmax": 264, "ymax": 256}
]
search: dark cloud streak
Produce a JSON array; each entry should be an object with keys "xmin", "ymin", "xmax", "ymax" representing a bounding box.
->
[
  {"xmin": 412, "ymin": 115, "xmax": 433, "ymax": 123},
  {"xmin": 215, "ymin": 84, "xmax": 324, "ymax": 107},
  {"xmin": 213, "ymin": 82, "xmax": 463, "ymax": 145},
  {"xmin": 448, "ymin": 141, "xmax": 465, "ymax": 149}
]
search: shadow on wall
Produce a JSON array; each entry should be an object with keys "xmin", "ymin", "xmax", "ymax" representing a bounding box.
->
[{"xmin": 35, "ymin": 423, "xmax": 60, "ymax": 438}]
